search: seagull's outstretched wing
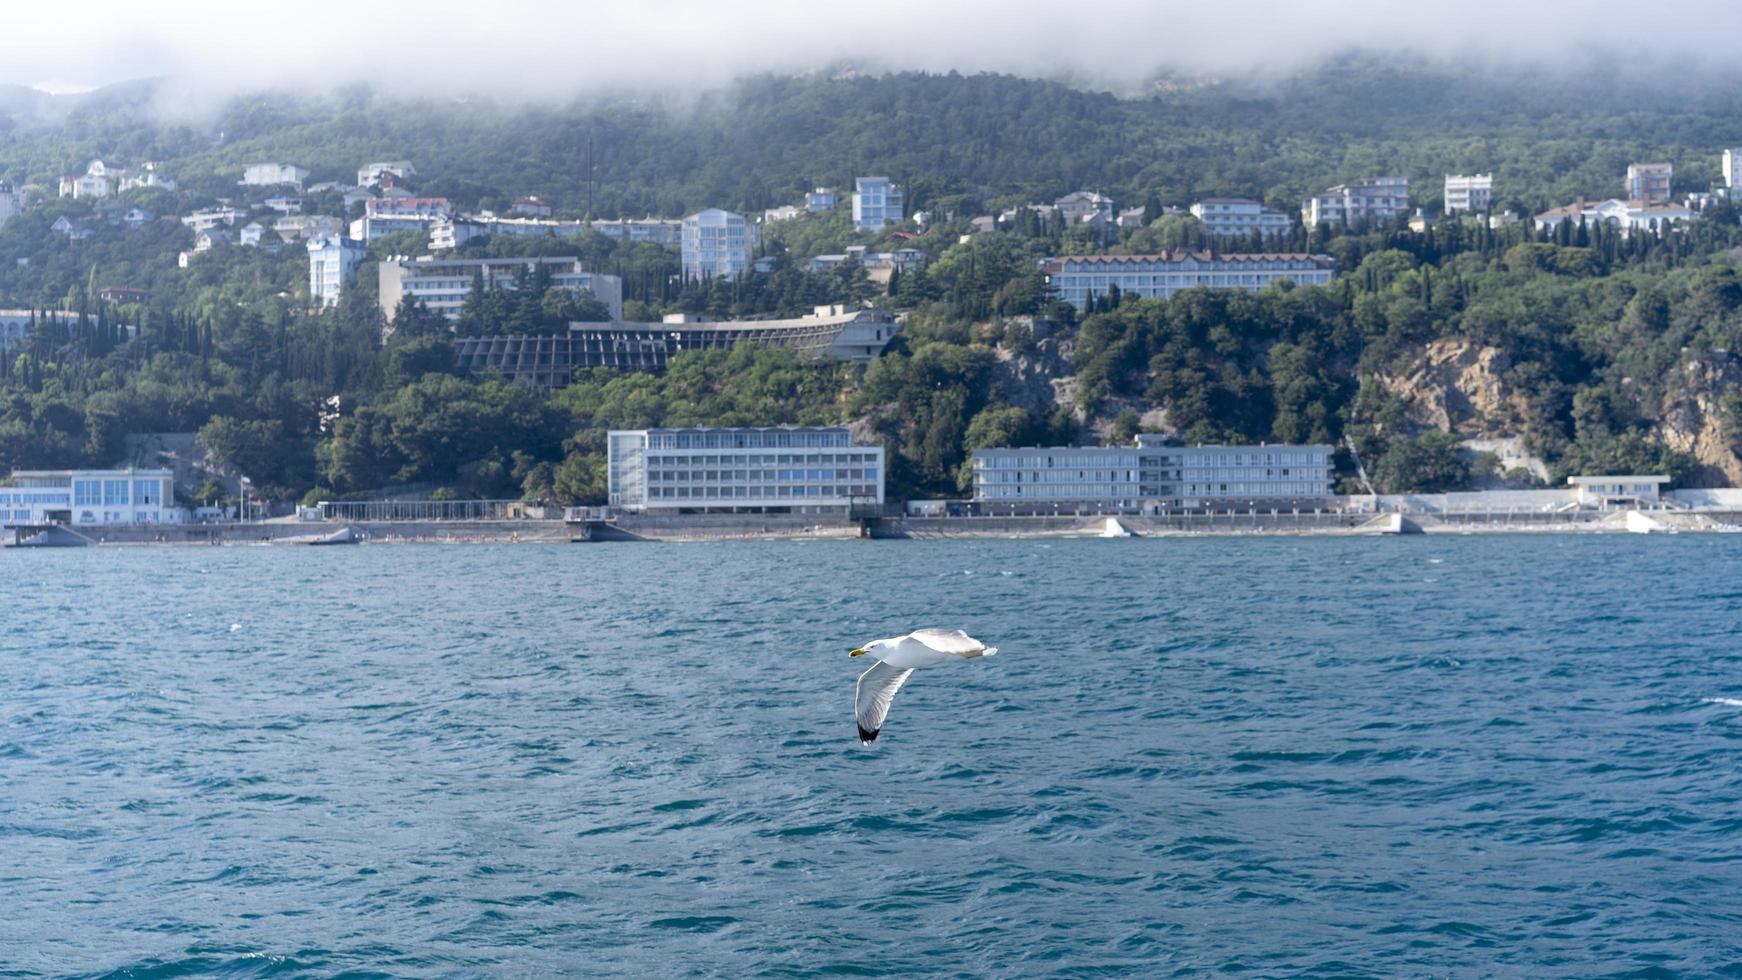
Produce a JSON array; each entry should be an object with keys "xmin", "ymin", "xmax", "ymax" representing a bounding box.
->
[
  {"xmin": 909, "ymin": 628, "xmax": 998, "ymax": 659},
  {"xmin": 855, "ymin": 660, "xmax": 915, "ymax": 744}
]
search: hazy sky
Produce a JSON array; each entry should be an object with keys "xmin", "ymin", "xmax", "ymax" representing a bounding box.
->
[{"xmin": 5, "ymin": 0, "xmax": 1741, "ymax": 98}]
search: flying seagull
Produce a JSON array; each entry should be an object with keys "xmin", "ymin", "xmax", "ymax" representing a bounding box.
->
[{"xmin": 850, "ymin": 629, "xmax": 997, "ymax": 744}]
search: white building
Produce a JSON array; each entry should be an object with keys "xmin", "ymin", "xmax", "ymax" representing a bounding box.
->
[
  {"xmin": 118, "ymin": 162, "xmax": 175, "ymax": 193},
  {"xmin": 763, "ymin": 205, "xmax": 803, "ymax": 223},
  {"xmin": 1302, "ymin": 178, "xmax": 1410, "ymax": 226},
  {"xmin": 238, "ymin": 222, "xmax": 266, "ymax": 247},
  {"xmin": 1626, "ymin": 163, "xmax": 1672, "ymax": 204},
  {"xmin": 181, "ymin": 207, "xmax": 249, "ymax": 231},
  {"xmin": 355, "ymin": 197, "xmax": 452, "ymax": 240},
  {"xmin": 377, "ymin": 256, "xmax": 624, "ymax": 324},
  {"xmin": 121, "ymin": 208, "xmax": 154, "ymax": 229},
  {"xmin": 1190, "ymin": 198, "xmax": 1293, "ymax": 238},
  {"xmin": 308, "ymin": 235, "xmax": 366, "ymax": 307},
  {"xmin": 241, "ymin": 162, "xmax": 309, "ymax": 189},
  {"xmin": 1, "ymin": 468, "xmax": 183, "ymax": 526},
  {"xmin": 805, "ymin": 187, "xmax": 839, "ymax": 212},
  {"xmin": 607, "ymin": 426, "xmax": 885, "ymax": 515},
  {"xmin": 1044, "ymin": 251, "xmax": 1335, "ymax": 310},
  {"xmin": 852, "ymin": 176, "xmax": 903, "ymax": 231},
  {"xmin": 972, "ymin": 436, "xmax": 1334, "ymax": 513},
  {"xmin": 590, "ymin": 217, "xmax": 683, "ymax": 246},
  {"xmin": 1567, "ymin": 475, "xmax": 1669, "ymax": 507},
  {"xmin": 1443, "ymin": 174, "xmax": 1493, "ymax": 214},
  {"xmin": 356, "ymin": 161, "xmax": 415, "ymax": 187},
  {"xmin": 273, "ymin": 215, "xmax": 344, "ymax": 241},
  {"xmin": 1, "ymin": 310, "xmax": 82, "ymax": 350},
  {"xmin": 681, "ymin": 209, "xmax": 759, "ymax": 281},
  {"xmin": 1533, "ymin": 198, "xmax": 1692, "ymax": 235},
  {"xmin": 1055, "ymin": 191, "xmax": 1116, "ymax": 227},
  {"xmin": 0, "ymin": 180, "xmax": 19, "ymax": 227},
  {"xmin": 68, "ymin": 173, "xmax": 111, "ymax": 199},
  {"xmin": 1724, "ymin": 149, "xmax": 1742, "ymax": 191},
  {"xmin": 263, "ymin": 195, "xmax": 302, "ymax": 215}
]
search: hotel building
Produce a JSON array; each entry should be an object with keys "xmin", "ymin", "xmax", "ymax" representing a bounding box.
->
[
  {"xmin": 681, "ymin": 209, "xmax": 759, "ymax": 281},
  {"xmin": 1, "ymin": 468, "xmax": 183, "ymax": 526},
  {"xmin": 1301, "ymin": 178, "xmax": 1410, "ymax": 226},
  {"xmin": 1443, "ymin": 174, "xmax": 1493, "ymax": 214},
  {"xmin": 1189, "ymin": 198, "xmax": 1293, "ymax": 238},
  {"xmin": 1626, "ymin": 163, "xmax": 1672, "ymax": 204},
  {"xmin": 1044, "ymin": 251, "xmax": 1334, "ymax": 310},
  {"xmin": 607, "ymin": 426, "xmax": 886, "ymax": 514},
  {"xmin": 378, "ymin": 256, "xmax": 624, "ymax": 325},
  {"xmin": 972, "ymin": 436, "xmax": 1334, "ymax": 513},
  {"xmin": 308, "ymin": 235, "xmax": 366, "ymax": 307},
  {"xmin": 852, "ymin": 177, "xmax": 903, "ymax": 231}
]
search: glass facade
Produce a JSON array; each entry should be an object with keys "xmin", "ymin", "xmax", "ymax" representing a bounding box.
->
[
  {"xmin": 973, "ymin": 440, "xmax": 1334, "ymax": 511},
  {"xmin": 2, "ymin": 470, "xmax": 178, "ymax": 526}
]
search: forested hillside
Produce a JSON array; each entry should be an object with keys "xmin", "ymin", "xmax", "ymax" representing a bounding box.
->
[{"xmin": 2, "ymin": 58, "xmax": 1742, "ymax": 506}]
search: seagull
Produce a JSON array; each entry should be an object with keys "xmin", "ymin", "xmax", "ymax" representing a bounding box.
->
[{"xmin": 850, "ymin": 629, "xmax": 997, "ymax": 744}]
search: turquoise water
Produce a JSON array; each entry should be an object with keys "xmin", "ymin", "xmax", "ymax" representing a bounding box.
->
[{"xmin": 4, "ymin": 537, "xmax": 1742, "ymax": 976}]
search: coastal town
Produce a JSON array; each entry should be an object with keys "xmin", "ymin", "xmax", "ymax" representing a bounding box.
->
[{"xmin": 5, "ymin": 109, "xmax": 1742, "ymax": 543}]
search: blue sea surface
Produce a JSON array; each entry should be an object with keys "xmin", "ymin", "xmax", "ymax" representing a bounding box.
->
[{"xmin": 3, "ymin": 536, "xmax": 1742, "ymax": 976}]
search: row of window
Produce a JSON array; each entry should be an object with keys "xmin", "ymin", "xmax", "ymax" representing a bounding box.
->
[
  {"xmin": 645, "ymin": 431, "xmax": 855, "ymax": 450},
  {"xmin": 982, "ymin": 483, "xmax": 1332, "ymax": 499},
  {"xmin": 648, "ymin": 468, "xmax": 878, "ymax": 484},
  {"xmin": 645, "ymin": 452, "xmax": 875, "ymax": 465},
  {"xmin": 978, "ymin": 454, "xmax": 1328, "ymax": 469},
  {"xmin": 0, "ymin": 492, "xmax": 70, "ymax": 505},
  {"xmin": 647, "ymin": 484, "xmax": 877, "ymax": 500}
]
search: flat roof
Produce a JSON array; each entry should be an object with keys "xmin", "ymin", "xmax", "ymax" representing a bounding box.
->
[{"xmin": 1567, "ymin": 475, "xmax": 1670, "ymax": 484}]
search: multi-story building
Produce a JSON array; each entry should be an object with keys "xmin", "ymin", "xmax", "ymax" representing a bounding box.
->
[
  {"xmin": 377, "ymin": 256, "xmax": 623, "ymax": 325},
  {"xmin": 1043, "ymin": 251, "xmax": 1335, "ymax": 310},
  {"xmin": 590, "ymin": 218, "xmax": 683, "ymax": 246},
  {"xmin": 1626, "ymin": 163, "xmax": 1673, "ymax": 204},
  {"xmin": 1189, "ymin": 198, "xmax": 1293, "ymax": 238},
  {"xmin": 1301, "ymin": 178, "xmax": 1410, "ymax": 226},
  {"xmin": 0, "ymin": 180, "xmax": 19, "ymax": 227},
  {"xmin": 0, "ymin": 468, "xmax": 183, "ymax": 526},
  {"xmin": 607, "ymin": 426, "xmax": 885, "ymax": 515},
  {"xmin": 510, "ymin": 197, "xmax": 552, "ymax": 217},
  {"xmin": 117, "ymin": 162, "xmax": 175, "ymax": 193},
  {"xmin": 1532, "ymin": 198, "xmax": 1691, "ymax": 235},
  {"xmin": 307, "ymin": 235, "xmax": 366, "ymax": 307},
  {"xmin": 1055, "ymin": 191, "xmax": 1116, "ymax": 226},
  {"xmin": 181, "ymin": 207, "xmax": 250, "ymax": 231},
  {"xmin": 1443, "ymin": 174, "xmax": 1493, "ymax": 214},
  {"xmin": 805, "ymin": 187, "xmax": 839, "ymax": 212},
  {"xmin": 356, "ymin": 160, "xmax": 415, "ymax": 187},
  {"xmin": 1724, "ymin": 149, "xmax": 1742, "ymax": 191},
  {"xmin": 852, "ymin": 176, "xmax": 903, "ymax": 231},
  {"xmin": 971, "ymin": 436, "xmax": 1334, "ymax": 513},
  {"xmin": 241, "ymin": 162, "xmax": 309, "ymax": 189},
  {"xmin": 355, "ymin": 197, "xmax": 452, "ymax": 240},
  {"xmin": 681, "ymin": 209, "xmax": 759, "ymax": 280}
]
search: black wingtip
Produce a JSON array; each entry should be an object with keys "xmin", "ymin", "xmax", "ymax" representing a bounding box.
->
[{"xmin": 858, "ymin": 724, "xmax": 880, "ymax": 744}]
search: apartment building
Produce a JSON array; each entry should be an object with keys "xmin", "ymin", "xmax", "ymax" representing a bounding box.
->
[
  {"xmin": 1626, "ymin": 163, "xmax": 1672, "ymax": 204},
  {"xmin": 851, "ymin": 176, "xmax": 903, "ymax": 231},
  {"xmin": 972, "ymin": 436, "xmax": 1334, "ymax": 513},
  {"xmin": 308, "ymin": 235, "xmax": 366, "ymax": 307},
  {"xmin": 1301, "ymin": 178, "xmax": 1410, "ymax": 226},
  {"xmin": 681, "ymin": 209, "xmax": 759, "ymax": 280},
  {"xmin": 241, "ymin": 162, "xmax": 309, "ymax": 189},
  {"xmin": 1044, "ymin": 251, "xmax": 1335, "ymax": 310},
  {"xmin": 607, "ymin": 426, "xmax": 885, "ymax": 515},
  {"xmin": 1189, "ymin": 198, "xmax": 1292, "ymax": 238},
  {"xmin": 377, "ymin": 256, "xmax": 623, "ymax": 324},
  {"xmin": 1443, "ymin": 174, "xmax": 1493, "ymax": 214}
]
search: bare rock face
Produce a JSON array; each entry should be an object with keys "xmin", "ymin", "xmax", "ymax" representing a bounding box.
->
[
  {"xmin": 990, "ymin": 332, "xmax": 1077, "ymax": 416},
  {"xmin": 1380, "ymin": 337, "xmax": 1529, "ymax": 435},
  {"xmin": 1655, "ymin": 354, "xmax": 1742, "ymax": 487}
]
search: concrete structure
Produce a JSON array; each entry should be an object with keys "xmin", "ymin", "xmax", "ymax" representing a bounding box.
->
[
  {"xmin": 117, "ymin": 162, "xmax": 175, "ymax": 193},
  {"xmin": 510, "ymin": 197, "xmax": 552, "ymax": 217},
  {"xmin": 1, "ymin": 310, "xmax": 87, "ymax": 350},
  {"xmin": 681, "ymin": 209, "xmax": 759, "ymax": 281},
  {"xmin": 241, "ymin": 162, "xmax": 308, "ymax": 189},
  {"xmin": 972, "ymin": 437, "xmax": 1335, "ymax": 512},
  {"xmin": 430, "ymin": 213, "xmax": 598, "ymax": 250},
  {"xmin": 805, "ymin": 187, "xmax": 838, "ymax": 212},
  {"xmin": 1044, "ymin": 251, "xmax": 1335, "ymax": 309},
  {"xmin": 451, "ymin": 306, "xmax": 898, "ymax": 389},
  {"xmin": 1, "ymin": 468, "xmax": 183, "ymax": 526},
  {"xmin": 308, "ymin": 235, "xmax": 366, "ymax": 307},
  {"xmin": 852, "ymin": 176, "xmax": 903, "ymax": 231},
  {"xmin": 1190, "ymin": 198, "xmax": 1292, "ymax": 238},
  {"xmin": 590, "ymin": 218, "xmax": 683, "ymax": 246},
  {"xmin": 1056, "ymin": 191, "xmax": 1115, "ymax": 227},
  {"xmin": 1302, "ymin": 178, "xmax": 1410, "ymax": 226},
  {"xmin": 181, "ymin": 207, "xmax": 249, "ymax": 231},
  {"xmin": 1532, "ymin": 198, "xmax": 1692, "ymax": 235},
  {"xmin": 607, "ymin": 426, "xmax": 885, "ymax": 515},
  {"xmin": 1725, "ymin": 149, "xmax": 1742, "ymax": 191},
  {"xmin": 238, "ymin": 222, "xmax": 266, "ymax": 247},
  {"xmin": 1567, "ymin": 475, "xmax": 1669, "ymax": 506},
  {"xmin": 273, "ymin": 215, "xmax": 344, "ymax": 241},
  {"xmin": 763, "ymin": 205, "xmax": 803, "ymax": 223},
  {"xmin": 0, "ymin": 180, "xmax": 19, "ymax": 227},
  {"xmin": 1443, "ymin": 174, "xmax": 1493, "ymax": 214},
  {"xmin": 355, "ymin": 197, "xmax": 452, "ymax": 241},
  {"xmin": 378, "ymin": 256, "xmax": 623, "ymax": 324},
  {"xmin": 1626, "ymin": 163, "xmax": 1673, "ymax": 205},
  {"xmin": 357, "ymin": 161, "xmax": 415, "ymax": 187},
  {"xmin": 263, "ymin": 195, "xmax": 302, "ymax": 214}
]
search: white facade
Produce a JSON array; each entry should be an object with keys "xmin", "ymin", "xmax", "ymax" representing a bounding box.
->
[
  {"xmin": 763, "ymin": 205, "xmax": 803, "ymax": 223},
  {"xmin": 357, "ymin": 161, "xmax": 415, "ymax": 187},
  {"xmin": 1056, "ymin": 191, "xmax": 1115, "ymax": 226},
  {"xmin": 0, "ymin": 181, "xmax": 19, "ymax": 227},
  {"xmin": 1567, "ymin": 475, "xmax": 1668, "ymax": 506},
  {"xmin": 852, "ymin": 176, "xmax": 903, "ymax": 231},
  {"xmin": 590, "ymin": 218, "xmax": 683, "ymax": 246},
  {"xmin": 308, "ymin": 235, "xmax": 366, "ymax": 307},
  {"xmin": 806, "ymin": 187, "xmax": 838, "ymax": 212},
  {"xmin": 1, "ymin": 469, "xmax": 183, "ymax": 526},
  {"xmin": 242, "ymin": 162, "xmax": 309, "ymax": 188},
  {"xmin": 238, "ymin": 222, "xmax": 265, "ymax": 247},
  {"xmin": 1302, "ymin": 178, "xmax": 1410, "ymax": 226},
  {"xmin": 608, "ymin": 426, "xmax": 886, "ymax": 514},
  {"xmin": 181, "ymin": 207, "xmax": 249, "ymax": 231},
  {"xmin": 1626, "ymin": 163, "xmax": 1672, "ymax": 204},
  {"xmin": 681, "ymin": 209, "xmax": 759, "ymax": 281},
  {"xmin": 1533, "ymin": 198, "xmax": 1691, "ymax": 235},
  {"xmin": 357, "ymin": 197, "xmax": 452, "ymax": 240},
  {"xmin": 1725, "ymin": 149, "xmax": 1742, "ymax": 190},
  {"xmin": 973, "ymin": 437, "xmax": 1335, "ymax": 512},
  {"xmin": 1443, "ymin": 174, "xmax": 1493, "ymax": 214},
  {"xmin": 1044, "ymin": 251, "xmax": 1335, "ymax": 309},
  {"xmin": 1190, "ymin": 198, "xmax": 1292, "ymax": 238},
  {"xmin": 377, "ymin": 256, "xmax": 624, "ymax": 323}
]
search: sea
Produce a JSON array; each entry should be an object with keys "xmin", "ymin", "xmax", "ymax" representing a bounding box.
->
[{"xmin": 3, "ymin": 536, "xmax": 1741, "ymax": 977}]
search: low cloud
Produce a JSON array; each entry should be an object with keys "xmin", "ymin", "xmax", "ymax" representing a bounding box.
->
[{"xmin": 3, "ymin": 0, "xmax": 1740, "ymax": 100}]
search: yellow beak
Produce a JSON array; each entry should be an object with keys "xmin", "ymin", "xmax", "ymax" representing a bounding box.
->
[{"xmin": 849, "ymin": 648, "xmax": 866, "ymax": 657}]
